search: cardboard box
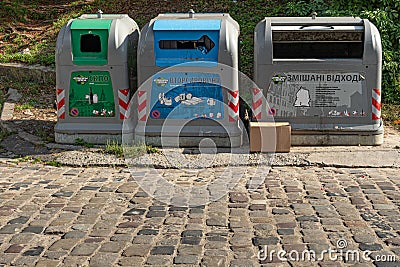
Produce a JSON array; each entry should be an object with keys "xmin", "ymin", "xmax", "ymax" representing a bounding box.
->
[{"xmin": 250, "ymin": 122, "xmax": 291, "ymax": 153}]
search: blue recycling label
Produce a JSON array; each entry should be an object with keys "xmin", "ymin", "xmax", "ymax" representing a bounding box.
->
[{"xmin": 150, "ymin": 72, "xmax": 224, "ymax": 120}]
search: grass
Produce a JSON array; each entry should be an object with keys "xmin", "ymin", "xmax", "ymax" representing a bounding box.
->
[
  {"xmin": 14, "ymin": 97, "xmax": 46, "ymax": 111},
  {"xmin": 103, "ymin": 140, "xmax": 159, "ymax": 158},
  {"xmin": 16, "ymin": 155, "xmax": 32, "ymax": 162},
  {"xmin": 146, "ymin": 145, "xmax": 159, "ymax": 154},
  {"xmin": 32, "ymin": 157, "xmax": 42, "ymax": 164},
  {"xmin": 103, "ymin": 140, "xmax": 124, "ymax": 157},
  {"xmin": 0, "ymin": 0, "xmax": 93, "ymax": 67},
  {"xmin": 14, "ymin": 101, "xmax": 35, "ymax": 110},
  {"xmin": 0, "ymin": 38, "xmax": 55, "ymax": 66},
  {"xmin": 45, "ymin": 160, "xmax": 63, "ymax": 167},
  {"xmin": 13, "ymin": 156, "xmax": 63, "ymax": 167},
  {"xmin": 382, "ymin": 103, "xmax": 400, "ymax": 130}
]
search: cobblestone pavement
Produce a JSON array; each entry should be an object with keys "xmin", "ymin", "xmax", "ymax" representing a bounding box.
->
[{"xmin": 0, "ymin": 161, "xmax": 399, "ymax": 267}]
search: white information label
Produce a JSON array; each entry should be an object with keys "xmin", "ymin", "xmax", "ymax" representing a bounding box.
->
[{"xmin": 267, "ymin": 72, "xmax": 367, "ymax": 118}]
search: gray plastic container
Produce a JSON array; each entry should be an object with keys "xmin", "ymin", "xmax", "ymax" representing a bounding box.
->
[
  {"xmin": 135, "ymin": 12, "xmax": 242, "ymax": 147},
  {"xmin": 55, "ymin": 13, "xmax": 139, "ymax": 144},
  {"xmin": 254, "ymin": 17, "xmax": 383, "ymax": 145}
]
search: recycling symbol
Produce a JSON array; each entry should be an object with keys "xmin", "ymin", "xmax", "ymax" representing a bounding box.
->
[
  {"xmin": 73, "ymin": 75, "xmax": 89, "ymax": 85},
  {"xmin": 271, "ymin": 74, "xmax": 287, "ymax": 85}
]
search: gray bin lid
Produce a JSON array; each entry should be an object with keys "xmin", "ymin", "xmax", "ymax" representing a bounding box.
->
[{"xmin": 267, "ymin": 16, "xmax": 363, "ymax": 26}]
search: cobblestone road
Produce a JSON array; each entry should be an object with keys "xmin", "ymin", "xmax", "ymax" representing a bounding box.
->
[{"xmin": 0, "ymin": 162, "xmax": 399, "ymax": 267}]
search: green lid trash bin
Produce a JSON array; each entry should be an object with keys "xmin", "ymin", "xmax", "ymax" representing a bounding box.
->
[{"xmin": 55, "ymin": 12, "xmax": 139, "ymax": 144}]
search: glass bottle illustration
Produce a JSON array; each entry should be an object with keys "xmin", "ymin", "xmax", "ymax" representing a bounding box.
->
[
  {"xmin": 89, "ymin": 87, "xmax": 94, "ymax": 104},
  {"xmin": 100, "ymin": 88, "xmax": 106, "ymax": 102}
]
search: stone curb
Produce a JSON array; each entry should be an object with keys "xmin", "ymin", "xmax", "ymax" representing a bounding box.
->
[
  {"xmin": 0, "ymin": 88, "xmax": 45, "ymax": 146},
  {"xmin": 0, "ymin": 63, "xmax": 55, "ymax": 84}
]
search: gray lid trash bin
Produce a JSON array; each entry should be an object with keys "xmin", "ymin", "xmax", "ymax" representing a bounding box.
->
[
  {"xmin": 254, "ymin": 16, "xmax": 383, "ymax": 145},
  {"xmin": 55, "ymin": 13, "xmax": 139, "ymax": 144},
  {"xmin": 133, "ymin": 12, "xmax": 242, "ymax": 148}
]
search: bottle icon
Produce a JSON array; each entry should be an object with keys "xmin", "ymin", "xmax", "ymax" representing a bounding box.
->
[
  {"xmin": 89, "ymin": 87, "xmax": 94, "ymax": 104},
  {"xmin": 100, "ymin": 88, "xmax": 105, "ymax": 101}
]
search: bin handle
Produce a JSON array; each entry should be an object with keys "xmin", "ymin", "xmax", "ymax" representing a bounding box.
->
[{"xmin": 299, "ymin": 25, "xmax": 334, "ymax": 30}]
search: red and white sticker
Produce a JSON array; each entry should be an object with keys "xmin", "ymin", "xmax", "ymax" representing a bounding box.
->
[
  {"xmin": 252, "ymin": 88, "xmax": 262, "ymax": 120},
  {"xmin": 118, "ymin": 89, "xmax": 131, "ymax": 120},
  {"xmin": 138, "ymin": 90, "xmax": 147, "ymax": 121},
  {"xmin": 227, "ymin": 90, "xmax": 239, "ymax": 122},
  {"xmin": 372, "ymin": 88, "xmax": 381, "ymax": 120},
  {"xmin": 56, "ymin": 88, "xmax": 65, "ymax": 119}
]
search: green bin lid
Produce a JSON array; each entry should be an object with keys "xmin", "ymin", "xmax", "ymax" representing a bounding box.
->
[{"xmin": 71, "ymin": 19, "xmax": 112, "ymax": 30}]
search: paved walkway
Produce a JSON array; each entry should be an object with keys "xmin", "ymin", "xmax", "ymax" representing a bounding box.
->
[{"xmin": 0, "ymin": 161, "xmax": 399, "ymax": 266}]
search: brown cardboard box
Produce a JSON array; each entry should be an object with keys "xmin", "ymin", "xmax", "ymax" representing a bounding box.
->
[{"xmin": 250, "ymin": 122, "xmax": 291, "ymax": 153}]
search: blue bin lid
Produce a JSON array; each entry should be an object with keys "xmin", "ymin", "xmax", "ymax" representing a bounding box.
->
[{"xmin": 153, "ymin": 19, "xmax": 221, "ymax": 31}]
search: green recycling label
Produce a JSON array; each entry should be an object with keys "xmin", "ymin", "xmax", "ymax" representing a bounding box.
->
[{"xmin": 69, "ymin": 71, "xmax": 115, "ymax": 117}]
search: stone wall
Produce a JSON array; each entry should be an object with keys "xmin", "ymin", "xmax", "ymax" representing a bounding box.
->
[{"xmin": 0, "ymin": 63, "xmax": 55, "ymax": 84}]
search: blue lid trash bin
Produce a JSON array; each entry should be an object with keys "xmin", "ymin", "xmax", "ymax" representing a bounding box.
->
[{"xmin": 134, "ymin": 12, "xmax": 242, "ymax": 147}]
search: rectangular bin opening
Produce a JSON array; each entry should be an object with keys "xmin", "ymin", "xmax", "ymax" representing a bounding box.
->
[
  {"xmin": 274, "ymin": 42, "xmax": 363, "ymax": 58},
  {"xmin": 272, "ymin": 28, "xmax": 364, "ymax": 59},
  {"xmin": 80, "ymin": 34, "xmax": 102, "ymax": 52},
  {"xmin": 159, "ymin": 35, "xmax": 215, "ymax": 51}
]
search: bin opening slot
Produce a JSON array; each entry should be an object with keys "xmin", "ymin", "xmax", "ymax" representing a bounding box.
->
[
  {"xmin": 80, "ymin": 34, "xmax": 101, "ymax": 53},
  {"xmin": 159, "ymin": 35, "xmax": 215, "ymax": 53},
  {"xmin": 272, "ymin": 30, "xmax": 364, "ymax": 59},
  {"xmin": 274, "ymin": 42, "xmax": 363, "ymax": 59},
  {"xmin": 154, "ymin": 28, "xmax": 220, "ymax": 66}
]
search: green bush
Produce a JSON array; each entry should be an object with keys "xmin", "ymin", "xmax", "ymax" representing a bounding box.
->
[
  {"xmin": 362, "ymin": 8, "xmax": 400, "ymax": 103},
  {"xmin": 323, "ymin": 0, "xmax": 400, "ymax": 103}
]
